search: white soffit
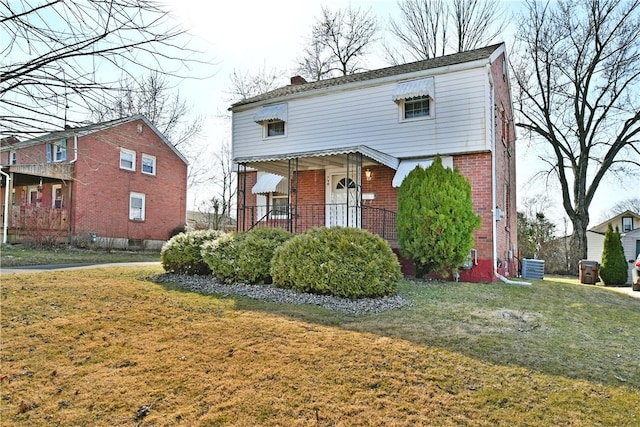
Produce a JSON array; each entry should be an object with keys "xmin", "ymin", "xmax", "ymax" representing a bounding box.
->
[
  {"xmin": 252, "ymin": 172, "xmax": 286, "ymax": 194},
  {"xmin": 392, "ymin": 156, "xmax": 453, "ymax": 187},
  {"xmin": 391, "ymin": 77, "xmax": 435, "ymax": 102},
  {"xmin": 253, "ymin": 104, "xmax": 288, "ymax": 123}
]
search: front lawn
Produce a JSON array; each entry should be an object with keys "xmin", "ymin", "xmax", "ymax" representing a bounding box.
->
[
  {"xmin": 0, "ymin": 244, "xmax": 160, "ymax": 267},
  {"xmin": 1, "ymin": 266, "xmax": 638, "ymax": 426}
]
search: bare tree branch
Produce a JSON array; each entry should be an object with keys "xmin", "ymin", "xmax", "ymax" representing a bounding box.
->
[
  {"xmin": 512, "ymin": 0, "xmax": 640, "ymax": 269},
  {"xmin": 1, "ymin": 0, "xmax": 212, "ymax": 138}
]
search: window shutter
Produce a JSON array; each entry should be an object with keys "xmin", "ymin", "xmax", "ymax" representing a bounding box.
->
[{"xmin": 46, "ymin": 143, "xmax": 52, "ymax": 163}]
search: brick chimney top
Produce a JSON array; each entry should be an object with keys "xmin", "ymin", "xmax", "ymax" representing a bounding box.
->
[{"xmin": 290, "ymin": 75, "xmax": 307, "ymax": 85}]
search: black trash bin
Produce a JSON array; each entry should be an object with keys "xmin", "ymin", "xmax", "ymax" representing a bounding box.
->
[{"xmin": 579, "ymin": 260, "xmax": 600, "ymax": 285}]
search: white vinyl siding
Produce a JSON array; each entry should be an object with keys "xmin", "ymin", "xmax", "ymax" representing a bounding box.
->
[{"xmin": 232, "ymin": 68, "xmax": 488, "ymax": 161}]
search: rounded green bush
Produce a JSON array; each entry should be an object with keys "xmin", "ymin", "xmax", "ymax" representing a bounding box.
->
[
  {"xmin": 270, "ymin": 227, "xmax": 402, "ymax": 299},
  {"xmin": 202, "ymin": 228, "xmax": 294, "ymax": 284},
  {"xmin": 161, "ymin": 229, "xmax": 226, "ymax": 275},
  {"xmin": 236, "ymin": 228, "xmax": 294, "ymax": 284},
  {"xmin": 201, "ymin": 232, "xmax": 244, "ymax": 283}
]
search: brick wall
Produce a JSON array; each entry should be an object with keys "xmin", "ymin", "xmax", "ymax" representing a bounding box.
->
[{"xmin": 71, "ymin": 119, "xmax": 187, "ymax": 243}]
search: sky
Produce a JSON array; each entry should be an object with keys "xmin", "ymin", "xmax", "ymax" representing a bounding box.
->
[{"xmin": 161, "ymin": 0, "xmax": 637, "ymax": 230}]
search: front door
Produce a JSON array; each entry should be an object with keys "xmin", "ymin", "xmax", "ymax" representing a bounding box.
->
[{"xmin": 326, "ymin": 172, "xmax": 359, "ymax": 228}]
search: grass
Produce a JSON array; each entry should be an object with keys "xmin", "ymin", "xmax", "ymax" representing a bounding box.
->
[
  {"xmin": 0, "ymin": 244, "xmax": 160, "ymax": 267},
  {"xmin": 1, "ymin": 266, "xmax": 639, "ymax": 426}
]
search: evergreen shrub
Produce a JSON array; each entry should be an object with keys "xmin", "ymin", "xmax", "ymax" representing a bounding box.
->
[
  {"xmin": 161, "ymin": 229, "xmax": 226, "ymax": 275},
  {"xmin": 270, "ymin": 227, "xmax": 402, "ymax": 299},
  {"xmin": 397, "ymin": 156, "xmax": 481, "ymax": 277},
  {"xmin": 201, "ymin": 232, "xmax": 243, "ymax": 283},
  {"xmin": 599, "ymin": 224, "xmax": 628, "ymax": 286},
  {"xmin": 201, "ymin": 228, "xmax": 294, "ymax": 284}
]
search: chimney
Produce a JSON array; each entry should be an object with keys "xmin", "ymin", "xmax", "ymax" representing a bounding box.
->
[{"xmin": 290, "ymin": 75, "xmax": 307, "ymax": 85}]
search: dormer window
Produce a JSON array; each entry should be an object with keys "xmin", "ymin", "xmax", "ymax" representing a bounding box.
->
[{"xmin": 254, "ymin": 104, "xmax": 288, "ymax": 139}]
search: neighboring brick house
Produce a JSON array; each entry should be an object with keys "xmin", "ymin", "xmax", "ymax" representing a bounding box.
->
[
  {"xmin": 230, "ymin": 43, "xmax": 518, "ymax": 282},
  {"xmin": 0, "ymin": 115, "xmax": 188, "ymax": 249}
]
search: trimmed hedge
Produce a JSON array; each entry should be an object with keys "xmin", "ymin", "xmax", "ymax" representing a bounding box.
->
[
  {"xmin": 201, "ymin": 232, "xmax": 243, "ymax": 283},
  {"xmin": 201, "ymin": 227, "xmax": 294, "ymax": 284},
  {"xmin": 270, "ymin": 227, "xmax": 402, "ymax": 299},
  {"xmin": 160, "ymin": 229, "xmax": 226, "ymax": 275}
]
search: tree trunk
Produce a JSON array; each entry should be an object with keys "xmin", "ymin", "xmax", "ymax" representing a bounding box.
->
[{"xmin": 568, "ymin": 215, "xmax": 589, "ymax": 275}]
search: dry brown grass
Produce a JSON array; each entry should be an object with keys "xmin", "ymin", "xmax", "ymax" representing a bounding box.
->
[{"xmin": 1, "ymin": 266, "xmax": 639, "ymax": 426}]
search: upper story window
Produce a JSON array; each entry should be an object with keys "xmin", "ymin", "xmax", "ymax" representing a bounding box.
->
[
  {"xmin": 141, "ymin": 154, "xmax": 156, "ymax": 175},
  {"xmin": 266, "ymin": 120, "xmax": 285, "ymax": 137},
  {"xmin": 46, "ymin": 139, "xmax": 67, "ymax": 163},
  {"xmin": 254, "ymin": 104, "xmax": 288, "ymax": 139},
  {"xmin": 120, "ymin": 148, "xmax": 136, "ymax": 171},
  {"xmin": 403, "ymin": 96, "xmax": 430, "ymax": 119},
  {"xmin": 9, "ymin": 150, "xmax": 16, "ymax": 165},
  {"xmin": 392, "ymin": 77, "xmax": 435, "ymax": 122},
  {"xmin": 622, "ymin": 216, "xmax": 633, "ymax": 232}
]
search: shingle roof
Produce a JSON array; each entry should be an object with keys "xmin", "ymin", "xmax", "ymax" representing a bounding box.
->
[
  {"xmin": 1, "ymin": 114, "xmax": 188, "ymax": 165},
  {"xmin": 231, "ymin": 43, "xmax": 504, "ymax": 109}
]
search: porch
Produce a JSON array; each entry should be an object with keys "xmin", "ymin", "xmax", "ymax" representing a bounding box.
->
[
  {"xmin": 235, "ymin": 147, "xmax": 403, "ymax": 248},
  {"xmin": 239, "ymin": 203, "xmax": 398, "ymax": 247}
]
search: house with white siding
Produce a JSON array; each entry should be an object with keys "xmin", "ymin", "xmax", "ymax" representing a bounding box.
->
[
  {"xmin": 230, "ymin": 43, "xmax": 517, "ymax": 282},
  {"xmin": 587, "ymin": 210, "xmax": 640, "ymax": 284}
]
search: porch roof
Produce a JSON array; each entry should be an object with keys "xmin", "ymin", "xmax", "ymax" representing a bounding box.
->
[
  {"xmin": 391, "ymin": 156, "xmax": 453, "ymax": 187},
  {"xmin": 235, "ymin": 145, "xmax": 399, "ymax": 176}
]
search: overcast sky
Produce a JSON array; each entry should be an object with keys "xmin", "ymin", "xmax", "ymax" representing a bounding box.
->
[{"xmin": 162, "ymin": 0, "xmax": 635, "ymax": 228}]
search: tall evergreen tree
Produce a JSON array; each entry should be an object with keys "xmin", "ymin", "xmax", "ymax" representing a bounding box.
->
[
  {"xmin": 397, "ymin": 156, "xmax": 481, "ymax": 277},
  {"xmin": 599, "ymin": 224, "xmax": 628, "ymax": 286}
]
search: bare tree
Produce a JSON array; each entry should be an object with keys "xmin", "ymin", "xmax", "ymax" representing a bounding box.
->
[
  {"xmin": 385, "ymin": 0, "xmax": 504, "ymax": 63},
  {"xmin": 89, "ymin": 72, "xmax": 203, "ymax": 148},
  {"xmin": 1, "ymin": 0, "xmax": 208, "ymax": 137},
  {"xmin": 298, "ymin": 5, "xmax": 378, "ymax": 80},
  {"xmin": 512, "ymin": 0, "xmax": 640, "ymax": 271},
  {"xmin": 451, "ymin": 0, "xmax": 505, "ymax": 52},
  {"xmin": 226, "ymin": 65, "xmax": 284, "ymax": 102},
  {"xmin": 386, "ymin": 0, "xmax": 448, "ymax": 63},
  {"xmin": 608, "ymin": 198, "xmax": 640, "ymax": 216},
  {"xmin": 196, "ymin": 140, "xmax": 236, "ymax": 230}
]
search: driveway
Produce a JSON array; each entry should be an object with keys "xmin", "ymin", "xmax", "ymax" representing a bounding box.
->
[{"xmin": 0, "ymin": 261, "xmax": 161, "ymax": 275}]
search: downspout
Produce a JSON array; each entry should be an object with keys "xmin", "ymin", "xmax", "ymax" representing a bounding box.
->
[
  {"xmin": 0, "ymin": 166, "xmax": 10, "ymax": 244},
  {"xmin": 67, "ymin": 135, "xmax": 77, "ymax": 242},
  {"xmin": 487, "ymin": 65, "xmax": 530, "ymax": 286}
]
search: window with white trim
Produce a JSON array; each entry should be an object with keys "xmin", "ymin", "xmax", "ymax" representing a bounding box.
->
[
  {"xmin": 120, "ymin": 148, "xmax": 136, "ymax": 171},
  {"xmin": 622, "ymin": 216, "xmax": 633, "ymax": 232},
  {"xmin": 270, "ymin": 194, "xmax": 289, "ymax": 218},
  {"xmin": 129, "ymin": 192, "xmax": 145, "ymax": 221},
  {"xmin": 9, "ymin": 151, "xmax": 16, "ymax": 165},
  {"xmin": 141, "ymin": 154, "xmax": 156, "ymax": 175},
  {"xmin": 401, "ymin": 95, "xmax": 431, "ymax": 120},
  {"xmin": 265, "ymin": 120, "xmax": 286, "ymax": 138},
  {"xmin": 46, "ymin": 139, "xmax": 67, "ymax": 163},
  {"xmin": 52, "ymin": 184, "xmax": 63, "ymax": 209}
]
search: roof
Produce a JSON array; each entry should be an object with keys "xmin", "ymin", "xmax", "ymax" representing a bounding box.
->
[
  {"xmin": 0, "ymin": 114, "xmax": 188, "ymax": 165},
  {"xmin": 230, "ymin": 43, "xmax": 504, "ymax": 109},
  {"xmin": 589, "ymin": 210, "xmax": 640, "ymax": 233}
]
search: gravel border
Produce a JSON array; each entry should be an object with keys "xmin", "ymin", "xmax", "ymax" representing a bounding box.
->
[{"xmin": 151, "ymin": 273, "xmax": 414, "ymax": 316}]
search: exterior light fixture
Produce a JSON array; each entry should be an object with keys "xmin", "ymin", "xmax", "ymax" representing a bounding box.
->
[{"xmin": 365, "ymin": 168, "xmax": 372, "ymax": 181}]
